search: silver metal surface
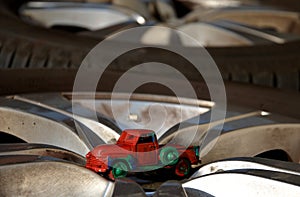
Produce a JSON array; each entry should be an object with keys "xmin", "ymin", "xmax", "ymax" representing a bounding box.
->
[
  {"xmin": 112, "ymin": 0, "xmax": 151, "ymax": 19},
  {"xmin": 185, "ymin": 8, "xmax": 300, "ymax": 34},
  {"xmin": 158, "ymin": 110, "xmax": 267, "ymax": 144},
  {"xmin": 154, "ymin": 0, "xmax": 177, "ymax": 21},
  {"xmin": 0, "ymin": 161, "xmax": 114, "ymax": 197},
  {"xmin": 0, "ymin": 94, "xmax": 121, "ymax": 156},
  {"xmin": 13, "ymin": 95, "xmax": 120, "ymax": 145},
  {"xmin": 209, "ymin": 20, "xmax": 300, "ymax": 44},
  {"xmin": 0, "ymin": 106, "xmax": 90, "ymax": 156},
  {"xmin": 191, "ymin": 157, "xmax": 300, "ymax": 178},
  {"xmin": 69, "ymin": 92, "xmax": 211, "ymax": 138},
  {"xmin": 201, "ymin": 123, "xmax": 300, "ymax": 163},
  {"xmin": 183, "ymin": 170, "xmax": 300, "ymax": 196},
  {"xmin": 112, "ymin": 23, "xmax": 254, "ymax": 47},
  {"xmin": 19, "ymin": 1, "xmax": 146, "ymax": 31},
  {"xmin": 176, "ymin": 0, "xmax": 258, "ymax": 9},
  {"xmin": 178, "ymin": 22, "xmax": 253, "ymax": 46}
]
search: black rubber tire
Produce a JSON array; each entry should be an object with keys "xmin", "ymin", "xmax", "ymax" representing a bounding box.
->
[
  {"xmin": 0, "ymin": 0, "xmax": 300, "ymax": 91},
  {"xmin": 174, "ymin": 158, "xmax": 191, "ymax": 178}
]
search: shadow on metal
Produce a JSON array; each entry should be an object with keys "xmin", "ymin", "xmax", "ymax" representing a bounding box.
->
[
  {"xmin": 112, "ymin": 178, "xmax": 146, "ymax": 197},
  {"xmin": 0, "ymin": 143, "xmax": 86, "ymax": 165},
  {"xmin": 153, "ymin": 181, "xmax": 187, "ymax": 197}
]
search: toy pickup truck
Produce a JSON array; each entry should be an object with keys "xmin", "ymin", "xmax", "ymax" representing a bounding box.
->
[{"xmin": 86, "ymin": 129, "xmax": 200, "ymax": 179}]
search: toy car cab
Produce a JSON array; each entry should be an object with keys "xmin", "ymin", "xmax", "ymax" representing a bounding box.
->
[{"xmin": 86, "ymin": 129, "xmax": 200, "ymax": 180}]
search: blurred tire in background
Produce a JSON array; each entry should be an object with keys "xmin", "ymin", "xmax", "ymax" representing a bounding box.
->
[{"xmin": 0, "ymin": 0, "xmax": 300, "ymax": 94}]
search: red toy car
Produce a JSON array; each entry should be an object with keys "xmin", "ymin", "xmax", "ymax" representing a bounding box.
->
[{"xmin": 86, "ymin": 129, "xmax": 200, "ymax": 180}]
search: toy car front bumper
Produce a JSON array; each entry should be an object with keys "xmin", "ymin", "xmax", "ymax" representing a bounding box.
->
[{"xmin": 86, "ymin": 153, "xmax": 108, "ymax": 173}]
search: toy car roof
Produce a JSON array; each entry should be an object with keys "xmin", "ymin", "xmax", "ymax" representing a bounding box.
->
[{"xmin": 122, "ymin": 129, "xmax": 155, "ymax": 136}]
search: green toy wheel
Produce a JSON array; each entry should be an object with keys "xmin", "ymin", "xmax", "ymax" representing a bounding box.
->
[
  {"xmin": 160, "ymin": 146, "xmax": 179, "ymax": 166},
  {"xmin": 109, "ymin": 160, "xmax": 129, "ymax": 179}
]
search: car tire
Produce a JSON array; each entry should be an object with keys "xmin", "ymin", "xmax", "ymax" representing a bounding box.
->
[{"xmin": 0, "ymin": 0, "xmax": 299, "ymax": 93}]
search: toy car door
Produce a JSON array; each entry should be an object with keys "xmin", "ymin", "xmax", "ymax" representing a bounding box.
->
[{"xmin": 136, "ymin": 135, "xmax": 158, "ymax": 165}]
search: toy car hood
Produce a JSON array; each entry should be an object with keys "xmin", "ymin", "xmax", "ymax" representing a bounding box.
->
[{"xmin": 90, "ymin": 144, "xmax": 130, "ymax": 157}]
